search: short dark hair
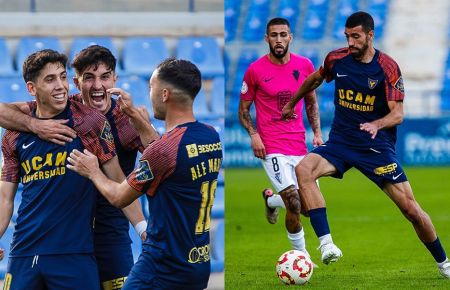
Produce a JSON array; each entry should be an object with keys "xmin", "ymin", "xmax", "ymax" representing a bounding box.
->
[
  {"xmin": 23, "ymin": 49, "xmax": 68, "ymax": 82},
  {"xmin": 266, "ymin": 17, "xmax": 290, "ymax": 34},
  {"xmin": 71, "ymin": 45, "xmax": 116, "ymax": 76},
  {"xmin": 156, "ymin": 58, "xmax": 201, "ymax": 99},
  {"xmin": 345, "ymin": 11, "xmax": 374, "ymax": 33}
]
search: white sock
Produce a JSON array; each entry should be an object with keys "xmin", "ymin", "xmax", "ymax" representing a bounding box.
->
[
  {"xmin": 318, "ymin": 234, "xmax": 333, "ymax": 246},
  {"xmin": 288, "ymin": 228, "xmax": 306, "ymax": 252},
  {"xmin": 438, "ymin": 258, "xmax": 449, "ymax": 267},
  {"xmin": 267, "ymin": 194, "xmax": 285, "ymax": 208}
]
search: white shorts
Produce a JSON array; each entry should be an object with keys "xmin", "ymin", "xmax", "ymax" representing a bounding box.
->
[{"xmin": 261, "ymin": 154, "xmax": 305, "ymax": 193}]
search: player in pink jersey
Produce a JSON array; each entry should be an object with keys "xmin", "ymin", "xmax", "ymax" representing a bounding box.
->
[{"xmin": 239, "ymin": 17, "xmax": 334, "ymax": 258}]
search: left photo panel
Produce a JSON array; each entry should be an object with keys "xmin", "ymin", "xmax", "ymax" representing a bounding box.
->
[{"xmin": 0, "ymin": 1, "xmax": 224, "ymax": 290}]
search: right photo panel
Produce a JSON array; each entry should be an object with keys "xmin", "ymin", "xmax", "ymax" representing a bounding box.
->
[{"xmin": 224, "ymin": 0, "xmax": 450, "ymax": 289}]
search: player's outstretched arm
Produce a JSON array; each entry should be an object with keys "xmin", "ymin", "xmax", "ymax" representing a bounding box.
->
[
  {"xmin": 304, "ymin": 91, "xmax": 323, "ymax": 146},
  {"xmin": 109, "ymin": 87, "xmax": 160, "ymax": 146},
  {"xmin": 359, "ymin": 100, "xmax": 404, "ymax": 139},
  {"xmin": 0, "ymin": 181, "xmax": 18, "ymax": 261},
  {"xmin": 282, "ymin": 70, "xmax": 325, "ymax": 120},
  {"xmin": 67, "ymin": 149, "xmax": 142, "ymax": 208},
  {"xmin": 238, "ymin": 99, "xmax": 266, "ymax": 159},
  {"xmin": 0, "ymin": 102, "xmax": 76, "ymax": 145}
]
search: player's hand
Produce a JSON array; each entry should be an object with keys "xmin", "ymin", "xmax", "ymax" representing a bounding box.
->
[
  {"xmin": 360, "ymin": 122, "xmax": 379, "ymax": 139},
  {"xmin": 250, "ymin": 133, "xmax": 266, "ymax": 159},
  {"xmin": 0, "ymin": 248, "xmax": 4, "ymax": 261},
  {"xmin": 281, "ymin": 103, "xmax": 295, "ymax": 120},
  {"xmin": 312, "ymin": 134, "xmax": 324, "ymax": 147},
  {"xmin": 67, "ymin": 149, "xmax": 100, "ymax": 179},
  {"xmin": 109, "ymin": 88, "xmax": 136, "ymax": 117},
  {"xmin": 30, "ymin": 118, "xmax": 77, "ymax": 146}
]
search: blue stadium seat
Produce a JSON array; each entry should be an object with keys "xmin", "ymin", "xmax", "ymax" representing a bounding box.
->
[
  {"xmin": 318, "ymin": 81, "xmax": 335, "ymax": 113},
  {"xmin": 128, "ymin": 223, "xmax": 143, "ymax": 263},
  {"xmin": 207, "ymin": 118, "xmax": 225, "ymax": 146},
  {"xmin": 116, "ymin": 75, "xmax": 151, "ymax": 112},
  {"xmin": 0, "ymin": 77, "xmax": 31, "ymax": 103},
  {"xmin": 0, "ymin": 225, "xmax": 15, "ymax": 276},
  {"xmin": 211, "ymin": 185, "xmax": 224, "ymax": 219},
  {"xmin": 232, "ymin": 47, "xmax": 259, "ymax": 96},
  {"xmin": 368, "ymin": 9, "xmax": 387, "ymax": 39},
  {"xmin": 16, "ymin": 37, "xmax": 64, "ymax": 73},
  {"xmin": 301, "ymin": 10, "xmax": 328, "ymax": 40},
  {"xmin": 333, "ymin": 0, "xmax": 359, "ymax": 40},
  {"xmin": 242, "ymin": 9, "xmax": 269, "ymax": 42},
  {"xmin": 122, "ymin": 37, "xmax": 169, "ymax": 78},
  {"xmin": 299, "ymin": 48, "xmax": 321, "ymax": 70},
  {"xmin": 69, "ymin": 37, "xmax": 123, "ymax": 75},
  {"xmin": 277, "ymin": 0, "xmax": 301, "ymax": 34},
  {"xmin": 193, "ymin": 88, "xmax": 210, "ymax": 120},
  {"xmin": 211, "ymin": 77, "xmax": 225, "ymax": 117},
  {"xmin": 308, "ymin": 0, "xmax": 330, "ymax": 15},
  {"xmin": 0, "ymin": 38, "xmax": 17, "ymax": 77},
  {"xmin": 225, "ymin": 0, "xmax": 241, "ymax": 41},
  {"xmin": 367, "ymin": 0, "xmax": 389, "ymax": 11},
  {"xmin": 210, "ymin": 219, "xmax": 224, "ymax": 272},
  {"xmin": 176, "ymin": 37, "xmax": 224, "ymax": 78}
]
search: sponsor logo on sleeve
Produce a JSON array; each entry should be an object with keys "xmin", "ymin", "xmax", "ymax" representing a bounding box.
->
[
  {"xmin": 100, "ymin": 121, "xmax": 114, "ymax": 143},
  {"xmin": 135, "ymin": 160, "xmax": 154, "ymax": 181},
  {"xmin": 240, "ymin": 81, "xmax": 248, "ymax": 94},
  {"xmin": 394, "ymin": 76, "xmax": 404, "ymax": 93},
  {"xmin": 186, "ymin": 143, "xmax": 199, "ymax": 158}
]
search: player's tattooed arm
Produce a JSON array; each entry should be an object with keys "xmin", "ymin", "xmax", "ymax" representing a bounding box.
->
[
  {"xmin": 304, "ymin": 92, "xmax": 323, "ymax": 146},
  {"xmin": 239, "ymin": 99, "xmax": 266, "ymax": 159},
  {"xmin": 282, "ymin": 70, "xmax": 324, "ymax": 120},
  {"xmin": 239, "ymin": 100, "xmax": 257, "ymax": 135}
]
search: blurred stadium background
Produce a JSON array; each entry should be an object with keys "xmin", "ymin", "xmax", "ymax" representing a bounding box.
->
[
  {"xmin": 225, "ymin": 0, "xmax": 450, "ymax": 168},
  {"xmin": 0, "ymin": 1, "xmax": 224, "ymax": 289}
]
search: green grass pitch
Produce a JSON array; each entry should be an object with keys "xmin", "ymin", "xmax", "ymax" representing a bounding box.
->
[{"xmin": 225, "ymin": 167, "xmax": 450, "ymax": 289}]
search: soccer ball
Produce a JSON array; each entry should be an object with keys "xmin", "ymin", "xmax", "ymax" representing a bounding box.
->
[{"xmin": 276, "ymin": 250, "xmax": 313, "ymax": 285}]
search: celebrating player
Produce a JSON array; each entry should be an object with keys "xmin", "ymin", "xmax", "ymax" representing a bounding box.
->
[
  {"xmin": 0, "ymin": 45, "xmax": 155, "ymax": 289},
  {"xmin": 238, "ymin": 17, "xmax": 341, "ymax": 263},
  {"xmin": 0, "ymin": 49, "xmax": 122, "ymax": 289},
  {"xmin": 67, "ymin": 58, "xmax": 223, "ymax": 289},
  {"xmin": 282, "ymin": 11, "xmax": 450, "ymax": 277}
]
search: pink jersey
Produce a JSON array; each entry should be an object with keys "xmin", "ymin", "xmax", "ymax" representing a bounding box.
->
[{"xmin": 240, "ymin": 53, "xmax": 315, "ymax": 155}]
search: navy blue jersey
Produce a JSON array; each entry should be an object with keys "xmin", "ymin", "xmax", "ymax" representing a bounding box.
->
[
  {"xmin": 73, "ymin": 94, "xmax": 144, "ymax": 246},
  {"xmin": 1, "ymin": 100, "xmax": 116, "ymax": 257},
  {"xmin": 319, "ymin": 48, "xmax": 405, "ymax": 148},
  {"xmin": 127, "ymin": 121, "xmax": 223, "ymax": 289}
]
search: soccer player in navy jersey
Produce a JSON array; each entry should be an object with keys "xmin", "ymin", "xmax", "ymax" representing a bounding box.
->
[
  {"xmin": 67, "ymin": 58, "xmax": 223, "ymax": 290},
  {"xmin": 282, "ymin": 11, "xmax": 450, "ymax": 277},
  {"xmin": 0, "ymin": 49, "xmax": 123, "ymax": 289},
  {"xmin": 0, "ymin": 45, "xmax": 154, "ymax": 290}
]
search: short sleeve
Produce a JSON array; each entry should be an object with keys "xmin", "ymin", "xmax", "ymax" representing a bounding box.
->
[
  {"xmin": 378, "ymin": 52, "xmax": 405, "ymax": 101},
  {"xmin": 127, "ymin": 127, "xmax": 185, "ymax": 196},
  {"xmin": 240, "ymin": 65, "xmax": 257, "ymax": 102},
  {"xmin": 1, "ymin": 131, "xmax": 20, "ymax": 183}
]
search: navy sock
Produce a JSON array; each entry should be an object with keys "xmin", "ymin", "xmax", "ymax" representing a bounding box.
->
[
  {"xmin": 424, "ymin": 237, "xmax": 447, "ymax": 263},
  {"xmin": 308, "ymin": 207, "xmax": 330, "ymax": 238}
]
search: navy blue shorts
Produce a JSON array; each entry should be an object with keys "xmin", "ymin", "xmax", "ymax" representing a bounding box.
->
[
  {"xmin": 311, "ymin": 141, "xmax": 408, "ymax": 188},
  {"xmin": 4, "ymin": 254, "xmax": 100, "ymax": 290},
  {"xmin": 122, "ymin": 253, "xmax": 206, "ymax": 290},
  {"xmin": 95, "ymin": 244, "xmax": 134, "ymax": 290}
]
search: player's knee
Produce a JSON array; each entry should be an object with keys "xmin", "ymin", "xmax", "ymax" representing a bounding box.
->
[
  {"xmin": 281, "ymin": 186, "xmax": 301, "ymax": 214},
  {"xmin": 296, "ymin": 163, "xmax": 314, "ymax": 185}
]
